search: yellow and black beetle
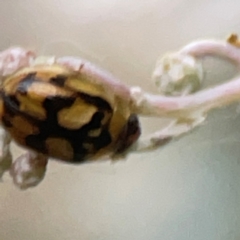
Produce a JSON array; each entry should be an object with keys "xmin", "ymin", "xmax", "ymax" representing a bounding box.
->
[{"xmin": 0, "ymin": 60, "xmax": 141, "ymax": 163}]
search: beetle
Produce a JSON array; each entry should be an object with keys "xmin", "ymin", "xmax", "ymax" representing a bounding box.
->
[{"xmin": 0, "ymin": 52, "xmax": 141, "ymax": 163}]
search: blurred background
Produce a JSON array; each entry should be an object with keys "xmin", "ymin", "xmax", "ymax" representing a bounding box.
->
[{"xmin": 0, "ymin": 1, "xmax": 240, "ymax": 239}]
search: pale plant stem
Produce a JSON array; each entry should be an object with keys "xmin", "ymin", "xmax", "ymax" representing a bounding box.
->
[
  {"xmin": 180, "ymin": 40, "xmax": 240, "ymax": 65},
  {"xmin": 131, "ymin": 40, "xmax": 240, "ymax": 120}
]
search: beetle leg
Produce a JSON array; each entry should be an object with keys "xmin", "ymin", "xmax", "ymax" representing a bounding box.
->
[{"xmin": 10, "ymin": 151, "xmax": 48, "ymax": 190}]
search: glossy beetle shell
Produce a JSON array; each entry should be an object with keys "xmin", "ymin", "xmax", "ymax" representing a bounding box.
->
[{"xmin": 0, "ymin": 64, "xmax": 141, "ymax": 163}]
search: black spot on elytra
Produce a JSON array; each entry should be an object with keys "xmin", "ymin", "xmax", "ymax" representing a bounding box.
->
[
  {"xmin": 70, "ymin": 112, "xmax": 112, "ymax": 162},
  {"xmin": 25, "ymin": 135, "xmax": 47, "ymax": 153},
  {"xmin": 40, "ymin": 96, "xmax": 76, "ymax": 137},
  {"xmin": 17, "ymin": 72, "xmax": 37, "ymax": 94},
  {"xmin": 87, "ymin": 111, "xmax": 104, "ymax": 129},
  {"xmin": 2, "ymin": 95, "xmax": 20, "ymax": 116},
  {"xmin": 71, "ymin": 127, "xmax": 112, "ymax": 162},
  {"xmin": 43, "ymin": 96, "xmax": 75, "ymax": 113},
  {"xmin": 78, "ymin": 92, "xmax": 112, "ymax": 111},
  {"xmin": 1, "ymin": 72, "xmax": 39, "ymax": 121},
  {"xmin": 72, "ymin": 151, "xmax": 88, "ymax": 162},
  {"xmin": 1, "ymin": 94, "xmax": 20, "ymax": 128},
  {"xmin": 50, "ymin": 75, "xmax": 68, "ymax": 87},
  {"xmin": 87, "ymin": 128, "xmax": 112, "ymax": 151},
  {"xmin": 1, "ymin": 94, "xmax": 19, "ymax": 127}
]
